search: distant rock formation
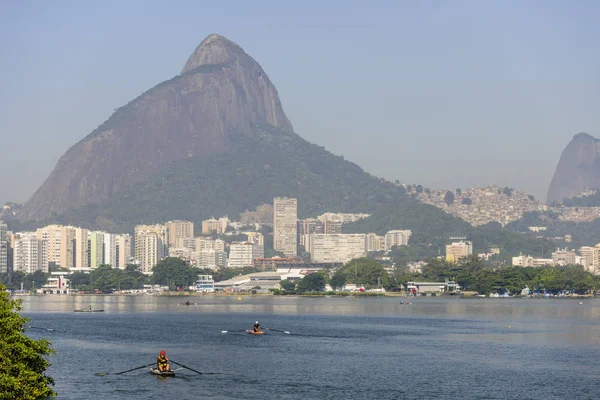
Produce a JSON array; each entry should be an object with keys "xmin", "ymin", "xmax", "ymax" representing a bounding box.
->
[
  {"xmin": 19, "ymin": 34, "xmax": 292, "ymax": 221},
  {"xmin": 547, "ymin": 133, "xmax": 600, "ymax": 204}
]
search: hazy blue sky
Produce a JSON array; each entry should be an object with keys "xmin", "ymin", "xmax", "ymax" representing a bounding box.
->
[{"xmin": 1, "ymin": 0, "xmax": 599, "ymax": 205}]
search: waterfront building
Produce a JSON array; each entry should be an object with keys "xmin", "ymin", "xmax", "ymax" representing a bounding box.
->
[
  {"xmin": 88, "ymin": 231, "xmax": 104, "ymax": 269},
  {"xmin": 115, "ymin": 234, "xmax": 131, "ymax": 269},
  {"xmin": 13, "ymin": 232, "xmax": 46, "ymax": 273},
  {"xmin": 193, "ymin": 275, "xmax": 215, "ymax": 292},
  {"xmin": 274, "ymin": 197, "xmax": 298, "ymax": 257},
  {"xmin": 305, "ymin": 233, "xmax": 367, "ymax": 264},
  {"xmin": 166, "ymin": 220, "xmax": 194, "ymax": 248},
  {"xmin": 74, "ymin": 227, "xmax": 89, "ymax": 270},
  {"xmin": 134, "ymin": 224, "xmax": 167, "ymax": 273},
  {"xmin": 228, "ymin": 242, "xmax": 262, "ymax": 268},
  {"xmin": 445, "ymin": 241, "xmax": 473, "ymax": 262},
  {"xmin": 551, "ymin": 249, "xmax": 577, "ymax": 266},
  {"xmin": 384, "ymin": 230, "xmax": 412, "ymax": 249},
  {"xmin": 36, "ymin": 225, "xmax": 62, "ymax": 269},
  {"xmin": 59, "ymin": 226, "xmax": 76, "ymax": 269},
  {"xmin": 103, "ymin": 233, "xmax": 117, "ymax": 268}
]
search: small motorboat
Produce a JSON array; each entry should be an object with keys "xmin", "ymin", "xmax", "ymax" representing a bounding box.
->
[
  {"xmin": 150, "ymin": 368, "xmax": 175, "ymax": 377},
  {"xmin": 246, "ymin": 330, "xmax": 264, "ymax": 335},
  {"xmin": 74, "ymin": 309, "xmax": 104, "ymax": 312}
]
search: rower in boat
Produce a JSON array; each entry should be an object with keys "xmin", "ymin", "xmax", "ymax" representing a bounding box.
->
[
  {"xmin": 157, "ymin": 350, "xmax": 171, "ymax": 373},
  {"xmin": 253, "ymin": 321, "xmax": 262, "ymax": 333},
  {"xmin": 185, "ymin": 300, "xmax": 191, "ymax": 306}
]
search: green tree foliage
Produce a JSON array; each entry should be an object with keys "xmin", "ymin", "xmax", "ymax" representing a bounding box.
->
[
  {"xmin": 42, "ymin": 129, "xmax": 410, "ymax": 232},
  {"xmin": 406, "ymin": 258, "xmax": 598, "ymax": 295},
  {"xmin": 461, "ymin": 198, "xmax": 472, "ymax": 205},
  {"xmin": 296, "ymin": 271, "xmax": 327, "ymax": 293},
  {"xmin": 0, "ymin": 285, "xmax": 56, "ymax": 399},
  {"xmin": 503, "ymin": 187, "xmax": 513, "ymax": 197},
  {"xmin": 0, "ymin": 271, "xmax": 48, "ymax": 291},
  {"xmin": 76, "ymin": 264, "xmax": 148, "ymax": 293},
  {"xmin": 280, "ymin": 279, "xmax": 296, "ymax": 291},
  {"xmin": 330, "ymin": 271, "xmax": 347, "ymax": 290},
  {"xmin": 335, "ymin": 258, "xmax": 390, "ymax": 289},
  {"xmin": 152, "ymin": 258, "xmax": 199, "ymax": 289},
  {"xmin": 456, "ymin": 188, "xmax": 462, "ymax": 195}
]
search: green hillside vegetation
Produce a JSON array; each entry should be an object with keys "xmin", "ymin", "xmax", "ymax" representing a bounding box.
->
[
  {"xmin": 507, "ymin": 211, "xmax": 600, "ymax": 248},
  {"xmin": 42, "ymin": 128, "xmax": 418, "ymax": 232}
]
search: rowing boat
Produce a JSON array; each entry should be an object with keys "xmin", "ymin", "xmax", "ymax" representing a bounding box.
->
[
  {"xmin": 74, "ymin": 309, "xmax": 104, "ymax": 312},
  {"xmin": 246, "ymin": 330, "xmax": 264, "ymax": 335},
  {"xmin": 150, "ymin": 368, "xmax": 175, "ymax": 377}
]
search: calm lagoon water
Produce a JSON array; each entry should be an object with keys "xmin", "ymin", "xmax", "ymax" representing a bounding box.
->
[{"xmin": 20, "ymin": 295, "xmax": 600, "ymax": 400}]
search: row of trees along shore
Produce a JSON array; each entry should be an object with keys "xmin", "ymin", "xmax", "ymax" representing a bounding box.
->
[
  {"xmin": 279, "ymin": 257, "xmax": 600, "ymax": 295},
  {"xmin": 2, "ymin": 257, "xmax": 600, "ymax": 295}
]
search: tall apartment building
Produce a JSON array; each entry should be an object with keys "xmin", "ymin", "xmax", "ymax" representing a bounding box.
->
[
  {"xmin": 194, "ymin": 249, "xmax": 227, "ymax": 269},
  {"xmin": 6, "ymin": 231, "xmax": 15, "ymax": 273},
  {"xmin": 135, "ymin": 225, "xmax": 167, "ymax": 273},
  {"xmin": 366, "ymin": 233, "xmax": 385, "ymax": 252},
  {"xmin": 217, "ymin": 217, "xmax": 230, "ymax": 234},
  {"xmin": 580, "ymin": 246, "xmax": 594, "ymax": 267},
  {"xmin": 274, "ymin": 197, "xmax": 297, "ymax": 257},
  {"xmin": 166, "ymin": 220, "xmax": 194, "ymax": 248},
  {"xmin": 36, "ymin": 225, "xmax": 63, "ymax": 269},
  {"xmin": 445, "ymin": 241, "xmax": 473, "ymax": 262},
  {"xmin": 228, "ymin": 242, "xmax": 262, "ymax": 268},
  {"xmin": 88, "ymin": 231, "xmax": 104, "ymax": 269},
  {"xmin": 305, "ymin": 233, "xmax": 367, "ymax": 264},
  {"xmin": 59, "ymin": 226, "xmax": 76, "ymax": 269},
  {"xmin": 297, "ymin": 218, "xmax": 323, "ymax": 246},
  {"xmin": 13, "ymin": 232, "xmax": 46, "ymax": 273},
  {"xmin": 201, "ymin": 218, "xmax": 219, "ymax": 234},
  {"xmin": 103, "ymin": 233, "xmax": 117, "ymax": 268},
  {"xmin": 0, "ymin": 222, "xmax": 7, "ymax": 273},
  {"xmin": 169, "ymin": 247, "xmax": 192, "ymax": 260},
  {"xmin": 74, "ymin": 227, "xmax": 89, "ymax": 270},
  {"xmin": 115, "ymin": 234, "xmax": 131, "ymax": 269},
  {"xmin": 384, "ymin": 230, "xmax": 412, "ymax": 249}
]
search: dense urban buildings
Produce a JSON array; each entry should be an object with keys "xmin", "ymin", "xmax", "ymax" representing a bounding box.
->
[
  {"xmin": 134, "ymin": 224, "xmax": 167, "ymax": 273},
  {"xmin": 384, "ymin": 230, "xmax": 412, "ymax": 249},
  {"xmin": 305, "ymin": 233, "xmax": 367, "ymax": 263},
  {"xmin": 273, "ymin": 197, "xmax": 298, "ymax": 257},
  {"xmin": 445, "ymin": 241, "xmax": 473, "ymax": 262},
  {"xmin": 0, "ymin": 222, "xmax": 7, "ymax": 273},
  {"xmin": 166, "ymin": 220, "xmax": 194, "ymax": 248},
  {"xmin": 228, "ymin": 242, "xmax": 263, "ymax": 268}
]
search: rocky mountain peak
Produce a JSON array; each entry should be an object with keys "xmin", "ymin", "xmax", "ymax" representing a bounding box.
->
[
  {"xmin": 547, "ymin": 132, "xmax": 600, "ymax": 204},
  {"xmin": 181, "ymin": 34, "xmax": 246, "ymax": 74}
]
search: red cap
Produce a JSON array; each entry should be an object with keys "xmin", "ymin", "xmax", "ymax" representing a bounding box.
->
[{"xmin": 160, "ymin": 350, "xmax": 165, "ymax": 355}]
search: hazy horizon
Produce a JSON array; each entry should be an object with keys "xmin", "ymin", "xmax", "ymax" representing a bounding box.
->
[{"xmin": 2, "ymin": 0, "xmax": 599, "ymax": 205}]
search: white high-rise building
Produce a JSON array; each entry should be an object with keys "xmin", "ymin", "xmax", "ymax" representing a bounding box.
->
[
  {"xmin": 274, "ymin": 197, "xmax": 297, "ymax": 257},
  {"xmin": 13, "ymin": 232, "xmax": 46, "ymax": 273},
  {"xmin": 115, "ymin": 234, "xmax": 131, "ymax": 269},
  {"xmin": 74, "ymin": 227, "xmax": 89, "ymax": 270},
  {"xmin": 103, "ymin": 233, "xmax": 117, "ymax": 268},
  {"xmin": 305, "ymin": 233, "xmax": 367, "ymax": 264},
  {"xmin": 0, "ymin": 222, "xmax": 7, "ymax": 273},
  {"xmin": 135, "ymin": 225, "xmax": 167, "ymax": 274},
  {"xmin": 384, "ymin": 230, "xmax": 412, "ymax": 249},
  {"xmin": 228, "ymin": 242, "xmax": 262, "ymax": 268}
]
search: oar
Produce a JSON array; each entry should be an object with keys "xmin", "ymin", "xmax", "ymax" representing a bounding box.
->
[
  {"xmin": 266, "ymin": 328, "xmax": 290, "ymax": 334},
  {"xmin": 26, "ymin": 326, "xmax": 55, "ymax": 332},
  {"xmin": 170, "ymin": 360, "xmax": 223, "ymax": 375},
  {"xmin": 221, "ymin": 329, "xmax": 247, "ymax": 334},
  {"xmin": 114, "ymin": 363, "xmax": 154, "ymax": 375}
]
